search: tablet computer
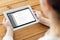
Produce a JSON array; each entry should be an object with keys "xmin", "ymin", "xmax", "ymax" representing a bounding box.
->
[{"xmin": 3, "ymin": 5, "xmax": 38, "ymax": 30}]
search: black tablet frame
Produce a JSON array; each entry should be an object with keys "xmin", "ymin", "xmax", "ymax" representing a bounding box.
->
[{"xmin": 7, "ymin": 8, "xmax": 36, "ymax": 28}]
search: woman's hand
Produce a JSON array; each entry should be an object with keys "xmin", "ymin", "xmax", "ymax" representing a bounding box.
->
[
  {"xmin": 2, "ymin": 18, "xmax": 13, "ymax": 40},
  {"xmin": 2, "ymin": 18, "xmax": 12, "ymax": 29},
  {"xmin": 34, "ymin": 10, "xmax": 50, "ymax": 27}
]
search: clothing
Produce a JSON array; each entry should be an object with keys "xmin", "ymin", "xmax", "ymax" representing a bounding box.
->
[
  {"xmin": 2, "ymin": 36, "xmax": 13, "ymax": 40},
  {"xmin": 38, "ymin": 33, "xmax": 60, "ymax": 40},
  {"xmin": 36, "ymin": 11, "xmax": 60, "ymax": 40}
]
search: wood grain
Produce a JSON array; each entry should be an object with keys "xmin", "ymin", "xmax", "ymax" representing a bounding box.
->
[
  {"xmin": 0, "ymin": 25, "xmax": 6, "ymax": 40},
  {"xmin": 14, "ymin": 23, "xmax": 48, "ymax": 40},
  {"xmin": 24, "ymin": 32, "xmax": 46, "ymax": 40},
  {"xmin": 26, "ymin": 0, "xmax": 40, "ymax": 6},
  {"xmin": 8, "ymin": 1, "xmax": 27, "ymax": 9},
  {"xmin": 0, "ymin": 0, "xmax": 25, "ymax": 7},
  {"xmin": 7, "ymin": 0, "xmax": 40, "ymax": 9},
  {"xmin": 0, "ymin": 16, "xmax": 4, "ymax": 25},
  {"xmin": 0, "ymin": 7, "xmax": 9, "ymax": 15}
]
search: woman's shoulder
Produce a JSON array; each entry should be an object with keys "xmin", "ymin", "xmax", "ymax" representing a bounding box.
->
[{"xmin": 38, "ymin": 32, "xmax": 60, "ymax": 40}]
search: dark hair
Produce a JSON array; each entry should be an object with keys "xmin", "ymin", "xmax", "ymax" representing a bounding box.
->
[
  {"xmin": 47, "ymin": 0, "xmax": 60, "ymax": 13},
  {"xmin": 47, "ymin": 0, "xmax": 60, "ymax": 20}
]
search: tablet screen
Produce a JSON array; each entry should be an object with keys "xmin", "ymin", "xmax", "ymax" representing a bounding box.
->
[{"xmin": 7, "ymin": 8, "xmax": 36, "ymax": 28}]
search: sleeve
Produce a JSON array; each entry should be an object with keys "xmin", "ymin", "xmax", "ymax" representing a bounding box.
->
[
  {"xmin": 38, "ymin": 34, "xmax": 60, "ymax": 40},
  {"xmin": 2, "ymin": 36, "xmax": 13, "ymax": 40}
]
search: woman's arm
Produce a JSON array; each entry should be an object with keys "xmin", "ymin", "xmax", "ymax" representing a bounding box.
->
[
  {"xmin": 2, "ymin": 18, "xmax": 13, "ymax": 40},
  {"xmin": 34, "ymin": 10, "xmax": 50, "ymax": 27}
]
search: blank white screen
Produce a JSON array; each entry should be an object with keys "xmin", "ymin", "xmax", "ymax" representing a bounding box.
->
[{"xmin": 11, "ymin": 9, "xmax": 35, "ymax": 26}]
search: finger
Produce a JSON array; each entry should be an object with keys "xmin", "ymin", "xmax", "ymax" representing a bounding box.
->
[
  {"xmin": 34, "ymin": 10, "xmax": 42, "ymax": 19},
  {"xmin": 2, "ymin": 18, "xmax": 6, "ymax": 24},
  {"xmin": 6, "ymin": 19, "xmax": 10, "ymax": 24},
  {"xmin": 33, "ymin": 10, "xmax": 37, "ymax": 12},
  {"xmin": 36, "ymin": 11, "xmax": 42, "ymax": 16},
  {"xmin": 33, "ymin": 10, "xmax": 37, "ymax": 15},
  {"xmin": 33, "ymin": 10, "xmax": 41, "ymax": 15}
]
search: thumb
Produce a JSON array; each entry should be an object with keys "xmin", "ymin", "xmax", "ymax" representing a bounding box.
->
[{"xmin": 33, "ymin": 10, "xmax": 42, "ymax": 19}]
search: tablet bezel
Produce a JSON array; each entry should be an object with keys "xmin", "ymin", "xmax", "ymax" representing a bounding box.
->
[{"xmin": 3, "ymin": 5, "xmax": 38, "ymax": 31}]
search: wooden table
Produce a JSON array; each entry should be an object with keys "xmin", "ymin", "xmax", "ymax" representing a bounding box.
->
[{"xmin": 0, "ymin": 0, "xmax": 49, "ymax": 40}]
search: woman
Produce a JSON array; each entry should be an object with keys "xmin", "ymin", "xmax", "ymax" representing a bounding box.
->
[
  {"xmin": 2, "ymin": 0, "xmax": 60, "ymax": 40},
  {"xmin": 38, "ymin": 0, "xmax": 60, "ymax": 40}
]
